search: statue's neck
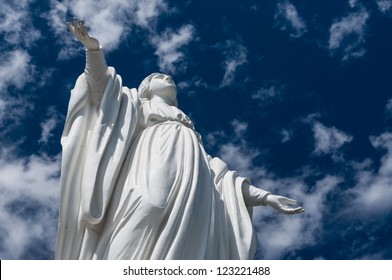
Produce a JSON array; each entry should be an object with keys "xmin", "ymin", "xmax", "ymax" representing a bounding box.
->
[{"xmin": 150, "ymin": 95, "xmax": 178, "ymax": 107}]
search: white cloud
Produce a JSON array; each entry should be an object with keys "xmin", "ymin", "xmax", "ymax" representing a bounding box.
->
[
  {"xmin": 231, "ymin": 119, "xmax": 248, "ymax": 138},
  {"xmin": 39, "ymin": 107, "xmax": 60, "ymax": 145},
  {"xmin": 252, "ymin": 82, "xmax": 285, "ymax": 104},
  {"xmin": 385, "ymin": 98, "xmax": 392, "ymax": 118},
  {"xmin": 281, "ymin": 129, "xmax": 293, "ymax": 143},
  {"xmin": 0, "ymin": 100, "xmax": 5, "ymax": 121},
  {"xmin": 135, "ymin": 0, "xmax": 167, "ymax": 28},
  {"xmin": 351, "ymin": 133, "xmax": 392, "ymax": 215},
  {"xmin": 328, "ymin": 9, "xmax": 369, "ymax": 60},
  {"xmin": 150, "ymin": 24, "xmax": 195, "ymax": 73},
  {"xmin": 275, "ymin": 1, "xmax": 307, "ymax": 38},
  {"xmin": 207, "ymin": 119, "xmax": 266, "ymax": 180},
  {"xmin": 0, "ymin": 50, "xmax": 34, "ymax": 92},
  {"xmin": 219, "ymin": 142, "xmax": 263, "ymax": 179},
  {"xmin": 48, "ymin": 0, "xmax": 168, "ymax": 59},
  {"xmin": 252, "ymin": 86, "xmax": 278, "ymax": 101},
  {"xmin": 349, "ymin": 0, "xmax": 359, "ymax": 8},
  {"xmin": 0, "ymin": 50, "xmax": 35, "ymax": 137},
  {"xmin": 313, "ymin": 121, "xmax": 353, "ymax": 156},
  {"xmin": 0, "ymin": 2, "xmax": 37, "ymax": 90},
  {"xmin": 206, "ymin": 130, "xmax": 225, "ymax": 148},
  {"xmin": 0, "ymin": 1, "xmax": 42, "ymax": 133},
  {"xmin": 0, "ymin": 96, "xmax": 34, "ymax": 139},
  {"xmin": 0, "ymin": 2, "xmax": 61, "ymax": 259},
  {"xmin": 0, "ymin": 151, "xmax": 60, "ymax": 259},
  {"xmin": 176, "ymin": 76, "xmax": 209, "ymax": 95},
  {"xmin": 0, "ymin": 0, "xmax": 41, "ymax": 47},
  {"xmin": 220, "ymin": 39, "xmax": 248, "ymax": 87},
  {"xmin": 377, "ymin": 0, "xmax": 392, "ymax": 13}
]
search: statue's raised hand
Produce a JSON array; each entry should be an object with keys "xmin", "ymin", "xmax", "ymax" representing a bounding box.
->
[
  {"xmin": 67, "ymin": 17, "xmax": 100, "ymax": 51},
  {"xmin": 265, "ymin": 194, "xmax": 304, "ymax": 215}
]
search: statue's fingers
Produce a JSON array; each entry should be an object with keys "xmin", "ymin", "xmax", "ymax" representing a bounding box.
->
[
  {"xmin": 73, "ymin": 17, "xmax": 80, "ymax": 29},
  {"xmin": 281, "ymin": 205, "xmax": 304, "ymax": 215},
  {"xmin": 66, "ymin": 22, "xmax": 75, "ymax": 35},
  {"xmin": 281, "ymin": 197, "xmax": 299, "ymax": 206},
  {"xmin": 294, "ymin": 207, "xmax": 304, "ymax": 213},
  {"xmin": 81, "ymin": 25, "xmax": 88, "ymax": 38},
  {"xmin": 72, "ymin": 17, "xmax": 82, "ymax": 37},
  {"xmin": 288, "ymin": 207, "xmax": 304, "ymax": 214}
]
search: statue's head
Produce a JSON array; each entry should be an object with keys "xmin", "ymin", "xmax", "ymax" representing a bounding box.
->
[{"xmin": 138, "ymin": 73, "xmax": 178, "ymax": 107}]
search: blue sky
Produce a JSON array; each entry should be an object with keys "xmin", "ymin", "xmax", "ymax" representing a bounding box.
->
[{"xmin": 1, "ymin": 0, "xmax": 392, "ymax": 260}]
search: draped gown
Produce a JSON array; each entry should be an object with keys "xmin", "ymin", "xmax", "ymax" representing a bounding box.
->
[{"xmin": 55, "ymin": 49, "xmax": 269, "ymax": 260}]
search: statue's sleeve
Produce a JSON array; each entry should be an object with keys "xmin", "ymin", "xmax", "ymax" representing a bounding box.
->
[
  {"xmin": 208, "ymin": 156, "xmax": 270, "ymax": 206},
  {"xmin": 241, "ymin": 182, "xmax": 270, "ymax": 207},
  {"xmin": 84, "ymin": 48, "xmax": 111, "ymax": 104},
  {"xmin": 208, "ymin": 156, "xmax": 258, "ymax": 259}
]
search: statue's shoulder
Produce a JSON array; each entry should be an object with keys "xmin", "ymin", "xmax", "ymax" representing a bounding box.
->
[{"xmin": 121, "ymin": 86, "xmax": 140, "ymax": 105}]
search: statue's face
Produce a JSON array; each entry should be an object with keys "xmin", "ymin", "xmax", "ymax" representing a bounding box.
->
[{"xmin": 149, "ymin": 74, "xmax": 177, "ymax": 105}]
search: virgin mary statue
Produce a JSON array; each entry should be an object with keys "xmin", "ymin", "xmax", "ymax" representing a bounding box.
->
[{"xmin": 55, "ymin": 18, "xmax": 304, "ymax": 260}]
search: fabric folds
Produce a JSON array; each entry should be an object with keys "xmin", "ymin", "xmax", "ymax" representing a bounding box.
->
[{"xmin": 56, "ymin": 68, "xmax": 257, "ymax": 260}]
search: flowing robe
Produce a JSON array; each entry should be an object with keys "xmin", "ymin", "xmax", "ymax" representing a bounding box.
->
[{"xmin": 56, "ymin": 67, "xmax": 259, "ymax": 260}]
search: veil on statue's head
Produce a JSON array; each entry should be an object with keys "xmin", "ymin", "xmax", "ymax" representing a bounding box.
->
[{"xmin": 138, "ymin": 73, "xmax": 160, "ymax": 100}]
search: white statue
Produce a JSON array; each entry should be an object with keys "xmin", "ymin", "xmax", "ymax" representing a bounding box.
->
[{"xmin": 56, "ymin": 18, "xmax": 304, "ymax": 260}]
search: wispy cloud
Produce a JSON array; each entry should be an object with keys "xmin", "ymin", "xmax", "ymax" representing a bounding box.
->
[
  {"xmin": 312, "ymin": 121, "xmax": 353, "ymax": 156},
  {"xmin": 349, "ymin": 0, "xmax": 359, "ymax": 8},
  {"xmin": 0, "ymin": 0, "xmax": 41, "ymax": 47},
  {"xmin": 39, "ymin": 107, "xmax": 60, "ymax": 145},
  {"xmin": 135, "ymin": 0, "xmax": 168, "ymax": 28},
  {"xmin": 0, "ymin": 50, "xmax": 34, "ymax": 92},
  {"xmin": 377, "ymin": 0, "xmax": 392, "ymax": 13},
  {"xmin": 275, "ymin": 1, "xmax": 307, "ymax": 38},
  {"xmin": 0, "ymin": 1, "xmax": 38, "ymax": 92},
  {"xmin": 150, "ymin": 24, "xmax": 195, "ymax": 73},
  {"xmin": 0, "ymin": 151, "xmax": 60, "ymax": 259},
  {"xmin": 0, "ymin": 1, "xmax": 61, "ymax": 260},
  {"xmin": 328, "ymin": 9, "xmax": 369, "ymax": 60},
  {"xmin": 176, "ymin": 76, "xmax": 209, "ymax": 96},
  {"xmin": 351, "ymin": 132, "xmax": 392, "ymax": 215},
  {"xmin": 384, "ymin": 98, "xmax": 392, "ymax": 118},
  {"xmin": 252, "ymin": 82, "xmax": 286, "ymax": 105},
  {"xmin": 280, "ymin": 128, "xmax": 293, "ymax": 143},
  {"xmin": 0, "ymin": 0, "xmax": 38, "ymax": 140},
  {"xmin": 207, "ymin": 119, "xmax": 266, "ymax": 180},
  {"xmin": 219, "ymin": 39, "xmax": 248, "ymax": 87}
]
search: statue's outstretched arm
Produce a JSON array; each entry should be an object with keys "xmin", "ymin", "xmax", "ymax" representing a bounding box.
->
[
  {"xmin": 67, "ymin": 17, "xmax": 110, "ymax": 103},
  {"xmin": 209, "ymin": 155, "xmax": 304, "ymax": 215}
]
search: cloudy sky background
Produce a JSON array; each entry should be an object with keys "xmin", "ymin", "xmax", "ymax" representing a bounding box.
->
[{"xmin": 1, "ymin": 0, "xmax": 392, "ymax": 259}]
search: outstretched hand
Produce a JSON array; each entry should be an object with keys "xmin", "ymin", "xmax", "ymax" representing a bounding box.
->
[
  {"xmin": 67, "ymin": 17, "xmax": 100, "ymax": 51},
  {"xmin": 264, "ymin": 194, "xmax": 304, "ymax": 215}
]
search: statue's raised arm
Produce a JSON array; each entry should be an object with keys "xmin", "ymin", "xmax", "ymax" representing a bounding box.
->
[
  {"xmin": 66, "ymin": 18, "xmax": 110, "ymax": 103},
  {"xmin": 67, "ymin": 17, "xmax": 100, "ymax": 50}
]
